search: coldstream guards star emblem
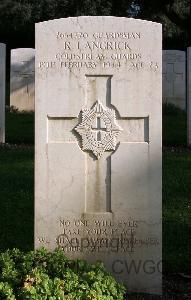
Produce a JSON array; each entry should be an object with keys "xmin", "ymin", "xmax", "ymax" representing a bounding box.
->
[{"xmin": 75, "ymin": 101, "xmax": 123, "ymax": 159}]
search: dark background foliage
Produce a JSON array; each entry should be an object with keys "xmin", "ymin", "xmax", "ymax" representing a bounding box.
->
[{"xmin": 0, "ymin": 0, "xmax": 190, "ymax": 50}]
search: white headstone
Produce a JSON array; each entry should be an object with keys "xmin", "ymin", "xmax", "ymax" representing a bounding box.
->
[
  {"xmin": 35, "ymin": 17, "xmax": 162, "ymax": 295},
  {"xmin": 10, "ymin": 48, "xmax": 35, "ymax": 111},
  {"xmin": 163, "ymin": 50, "xmax": 186, "ymax": 110},
  {"xmin": 187, "ymin": 47, "xmax": 191, "ymax": 145},
  {"xmin": 0, "ymin": 43, "xmax": 6, "ymax": 143}
]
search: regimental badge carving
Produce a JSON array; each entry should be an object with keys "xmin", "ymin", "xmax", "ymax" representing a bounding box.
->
[{"xmin": 75, "ymin": 101, "xmax": 123, "ymax": 159}]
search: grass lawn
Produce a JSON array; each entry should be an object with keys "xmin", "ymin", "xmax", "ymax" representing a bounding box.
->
[
  {"xmin": 0, "ymin": 105, "xmax": 190, "ymax": 274},
  {"xmin": 162, "ymin": 104, "xmax": 191, "ymax": 272}
]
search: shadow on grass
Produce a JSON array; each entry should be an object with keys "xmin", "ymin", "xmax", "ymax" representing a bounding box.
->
[
  {"xmin": 0, "ymin": 147, "xmax": 34, "ymax": 251},
  {"xmin": 5, "ymin": 110, "xmax": 34, "ymax": 145},
  {"xmin": 163, "ymin": 219, "xmax": 191, "ymax": 273},
  {"xmin": 163, "ymin": 151, "xmax": 191, "ymax": 273},
  {"xmin": 163, "ymin": 103, "xmax": 187, "ymax": 147}
]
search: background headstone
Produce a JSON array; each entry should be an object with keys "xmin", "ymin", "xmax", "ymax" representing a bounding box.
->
[
  {"xmin": 187, "ymin": 47, "xmax": 191, "ymax": 145},
  {"xmin": 10, "ymin": 48, "xmax": 35, "ymax": 111},
  {"xmin": 0, "ymin": 43, "xmax": 6, "ymax": 143},
  {"xmin": 163, "ymin": 50, "xmax": 186, "ymax": 110},
  {"xmin": 35, "ymin": 17, "xmax": 162, "ymax": 295}
]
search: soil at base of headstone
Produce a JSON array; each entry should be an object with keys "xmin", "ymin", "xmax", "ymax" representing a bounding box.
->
[{"xmin": 127, "ymin": 274, "xmax": 191, "ymax": 299}]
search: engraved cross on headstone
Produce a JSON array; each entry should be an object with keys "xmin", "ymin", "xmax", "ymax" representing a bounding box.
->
[
  {"xmin": 14, "ymin": 60, "xmax": 34, "ymax": 94},
  {"xmin": 48, "ymin": 75, "xmax": 149, "ymax": 214},
  {"xmin": 163, "ymin": 63, "xmax": 183, "ymax": 97}
]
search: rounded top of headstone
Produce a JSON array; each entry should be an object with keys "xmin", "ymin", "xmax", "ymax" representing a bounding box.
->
[
  {"xmin": 11, "ymin": 48, "xmax": 35, "ymax": 53},
  {"xmin": 163, "ymin": 50, "xmax": 186, "ymax": 62},
  {"xmin": 11, "ymin": 48, "xmax": 35, "ymax": 63},
  {"xmin": 35, "ymin": 16, "xmax": 162, "ymax": 27}
]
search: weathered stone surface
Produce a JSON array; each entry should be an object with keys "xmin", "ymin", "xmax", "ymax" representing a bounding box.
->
[
  {"xmin": 10, "ymin": 48, "xmax": 35, "ymax": 111},
  {"xmin": 0, "ymin": 43, "xmax": 6, "ymax": 143},
  {"xmin": 35, "ymin": 17, "xmax": 162, "ymax": 295},
  {"xmin": 187, "ymin": 48, "xmax": 191, "ymax": 145},
  {"xmin": 163, "ymin": 50, "xmax": 186, "ymax": 110}
]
